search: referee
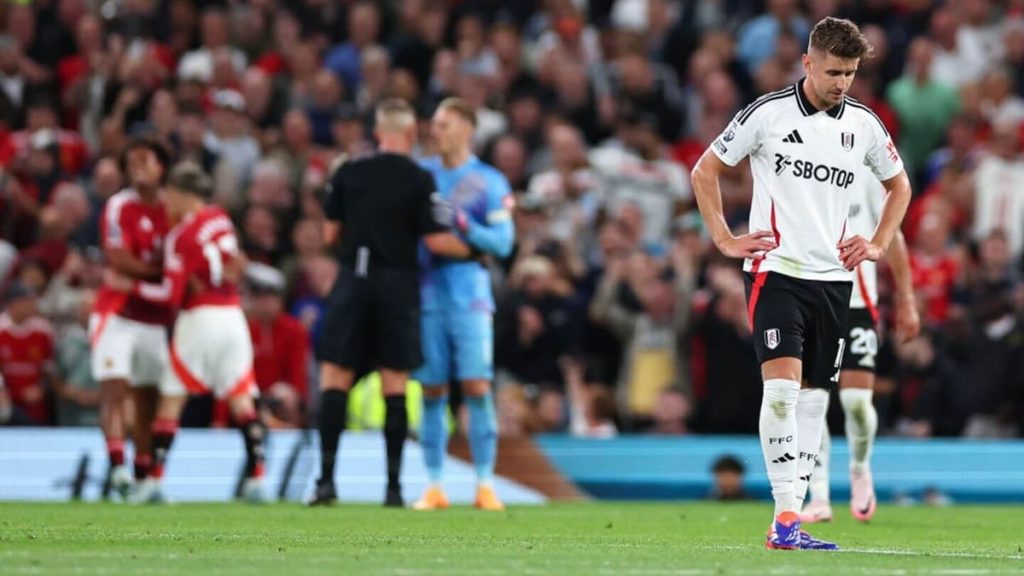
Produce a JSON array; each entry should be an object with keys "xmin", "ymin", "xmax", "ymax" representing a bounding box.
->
[{"xmin": 311, "ymin": 98, "xmax": 471, "ymax": 507}]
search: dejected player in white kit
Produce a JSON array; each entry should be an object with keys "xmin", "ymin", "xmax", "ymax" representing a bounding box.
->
[
  {"xmin": 800, "ymin": 175, "xmax": 920, "ymax": 524},
  {"xmin": 691, "ymin": 17, "xmax": 912, "ymax": 550},
  {"xmin": 108, "ymin": 162, "xmax": 267, "ymax": 504}
]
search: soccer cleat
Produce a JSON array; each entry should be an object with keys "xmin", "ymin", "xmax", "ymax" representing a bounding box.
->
[
  {"xmin": 799, "ymin": 500, "xmax": 834, "ymax": 524},
  {"xmin": 307, "ymin": 479, "xmax": 337, "ymax": 507},
  {"xmin": 850, "ymin": 468, "xmax": 876, "ymax": 522},
  {"xmin": 384, "ymin": 486, "xmax": 404, "ymax": 508},
  {"xmin": 798, "ymin": 530, "xmax": 840, "ymax": 551},
  {"xmin": 412, "ymin": 486, "xmax": 450, "ymax": 511},
  {"xmin": 239, "ymin": 478, "xmax": 269, "ymax": 504},
  {"xmin": 474, "ymin": 485, "xmax": 505, "ymax": 512},
  {"xmin": 764, "ymin": 511, "xmax": 801, "ymax": 550},
  {"xmin": 109, "ymin": 465, "xmax": 134, "ymax": 501},
  {"xmin": 128, "ymin": 478, "xmax": 168, "ymax": 505}
]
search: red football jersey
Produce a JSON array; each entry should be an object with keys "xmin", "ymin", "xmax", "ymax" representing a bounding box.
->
[
  {"xmin": 249, "ymin": 313, "xmax": 310, "ymax": 400},
  {"xmin": 0, "ymin": 314, "xmax": 54, "ymax": 424},
  {"xmin": 94, "ymin": 189, "xmax": 173, "ymax": 325},
  {"xmin": 136, "ymin": 206, "xmax": 242, "ymax": 311}
]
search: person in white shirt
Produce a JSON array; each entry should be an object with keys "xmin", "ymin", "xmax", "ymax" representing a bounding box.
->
[
  {"xmin": 801, "ymin": 173, "xmax": 921, "ymax": 525},
  {"xmin": 972, "ymin": 121, "xmax": 1024, "ymax": 263},
  {"xmin": 691, "ymin": 17, "xmax": 912, "ymax": 551}
]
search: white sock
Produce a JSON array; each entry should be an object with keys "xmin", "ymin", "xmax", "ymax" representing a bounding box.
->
[
  {"xmin": 760, "ymin": 379, "xmax": 800, "ymax": 516},
  {"xmin": 807, "ymin": 424, "xmax": 832, "ymax": 505},
  {"xmin": 840, "ymin": 388, "xmax": 877, "ymax": 474},
  {"xmin": 794, "ymin": 388, "xmax": 829, "ymax": 509}
]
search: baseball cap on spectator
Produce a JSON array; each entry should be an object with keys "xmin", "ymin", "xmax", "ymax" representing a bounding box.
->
[
  {"xmin": 246, "ymin": 262, "xmax": 286, "ymax": 295},
  {"xmin": 213, "ymin": 89, "xmax": 246, "ymax": 113},
  {"xmin": 3, "ymin": 281, "xmax": 37, "ymax": 305}
]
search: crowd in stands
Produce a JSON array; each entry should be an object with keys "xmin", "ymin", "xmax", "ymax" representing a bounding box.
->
[{"xmin": 1, "ymin": 0, "xmax": 1023, "ymax": 439}]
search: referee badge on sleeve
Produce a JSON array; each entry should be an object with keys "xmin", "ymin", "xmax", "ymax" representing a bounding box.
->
[
  {"xmin": 841, "ymin": 132, "xmax": 855, "ymax": 151},
  {"xmin": 764, "ymin": 328, "xmax": 781, "ymax": 350}
]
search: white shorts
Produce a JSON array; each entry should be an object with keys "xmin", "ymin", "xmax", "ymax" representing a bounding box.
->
[
  {"xmin": 163, "ymin": 306, "xmax": 256, "ymax": 400},
  {"xmin": 89, "ymin": 313, "xmax": 168, "ymax": 386}
]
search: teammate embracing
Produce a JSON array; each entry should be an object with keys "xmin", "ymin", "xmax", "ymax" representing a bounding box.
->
[
  {"xmin": 691, "ymin": 18, "xmax": 911, "ymax": 550},
  {"xmin": 111, "ymin": 162, "xmax": 267, "ymax": 504},
  {"xmin": 800, "ymin": 176, "xmax": 920, "ymax": 524}
]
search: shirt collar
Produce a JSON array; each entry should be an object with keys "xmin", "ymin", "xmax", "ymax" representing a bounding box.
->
[{"xmin": 796, "ymin": 77, "xmax": 845, "ymax": 119}]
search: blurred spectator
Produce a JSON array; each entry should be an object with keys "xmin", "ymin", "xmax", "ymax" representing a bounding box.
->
[
  {"xmin": 688, "ymin": 262, "xmax": 763, "ymax": 434},
  {"xmin": 324, "ymin": 1, "xmax": 380, "ymax": 92},
  {"xmin": 589, "ymin": 247, "xmax": 696, "ymax": 427},
  {"xmin": 205, "ymin": 89, "xmax": 260, "ymax": 208},
  {"xmin": 51, "ymin": 287, "xmax": 99, "ymax": 427},
  {"xmin": 245, "ymin": 263, "xmax": 310, "ymax": 429},
  {"xmin": 972, "ymin": 122, "xmax": 1024, "ymax": 263},
  {"xmin": 887, "ymin": 38, "xmax": 961, "ymax": 183},
  {"xmin": 564, "ymin": 358, "xmax": 617, "ymax": 438},
  {"xmin": 910, "ymin": 211, "xmax": 962, "ymax": 327},
  {"xmin": 177, "ymin": 6, "xmax": 247, "ymax": 83},
  {"xmin": 929, "ymin": 7, "xmax": 983, "ymax": 88},
  {"xmin": 589, "ymin": 111, "xmax": 691, "ymax": 246},
  {"xmin": 736, "ymin": 0, "xmax": 809, "ymax": 76},
  {"xmin": 979, "ymin": 68, "xmax": 1024, "ymax": 125},
  {"xmin": 0, "ymin": 282, "xmax": 54, "ymax": 426},
  {"xmin": 709, "ymin": 454, "xmax": 751, "ymax": 500},
  {"xmin": 955, "ymin": 230, "xmax": 1024, "ymax": 438}
]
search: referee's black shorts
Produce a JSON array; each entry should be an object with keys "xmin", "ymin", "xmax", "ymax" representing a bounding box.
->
[
  {"xmin": 744, "ymin": 271, "xmax": 852, "ymax": 389},
  {"xmin": 317, "ymin": 268, "xmax": 422, "ymax": 372}
]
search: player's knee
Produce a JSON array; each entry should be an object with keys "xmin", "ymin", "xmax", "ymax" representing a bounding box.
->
[
  {"xmin": 423, "ymin": 385, "xmax": 449, "ymax": 399},
  {"xmin": 462, "ymin": 379, "xmax": 491, "ymax": 397},
  {"xmin": 319, "ymin": 362, "xmax": 354, "ymax": 391}
]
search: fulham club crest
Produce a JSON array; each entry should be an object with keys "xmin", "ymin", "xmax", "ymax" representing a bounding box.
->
[
  {"xmin": 764, "ymin": 328, "xmax": 781, "ymax": 350},
  {"xmin": 841, "ymin": 132, "xmax": 855, "ymax": 151}
]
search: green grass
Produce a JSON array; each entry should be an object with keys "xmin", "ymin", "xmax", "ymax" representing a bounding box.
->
[{"xmin": 1, "ymin": 502, "xmax": 1022, "ymax": 575}]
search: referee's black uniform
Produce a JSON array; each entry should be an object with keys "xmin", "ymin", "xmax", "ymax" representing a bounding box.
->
[
  {"xmin": 318, "ymin": 152, "xmax": 446, "ymax": 372},
  {"xmin": 313, "ymin": 151, "xmax": 449, "ymax": 507}
]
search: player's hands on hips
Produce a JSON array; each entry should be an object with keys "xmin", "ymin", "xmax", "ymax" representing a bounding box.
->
[
  {"xmin": 718, "ymin": 230, "xmax": 776, "ymax": 260},
  {"xmin": 893, "ymin": 296, "xmax": 921, "ymax": 343},
  {"xmin": 837, "ymin": 235, "xmax": 884, "ymax": 270}
]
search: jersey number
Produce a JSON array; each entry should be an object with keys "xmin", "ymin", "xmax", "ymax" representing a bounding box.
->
[
  {"xmin": 202, "ymin": 234, "xmax": 239, "ymax": 287},
  {"xmin": 849, "ymin": 327, "xmax": 878, "ymax": 368}
]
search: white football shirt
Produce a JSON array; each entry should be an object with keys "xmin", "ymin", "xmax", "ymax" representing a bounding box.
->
[
  {"xmin": 711, "ymin": 79, "xmax": 904, "ymax": 282},
  {"xmin": 847, "ymin": 173, "xmax": 886, "ymax": 314}
]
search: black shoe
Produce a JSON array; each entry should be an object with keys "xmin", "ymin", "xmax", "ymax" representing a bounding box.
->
[
  {"xmin": 308, "ymin": 480, "xmax": 337, "ymax": 507},
  {"xmin": 384, "ymin": 486, "xmax": 404, "ymax": 508}
]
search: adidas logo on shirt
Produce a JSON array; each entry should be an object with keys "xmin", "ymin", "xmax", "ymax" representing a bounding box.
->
[{"xmin": 782, "ymin": 130, "xmax": 804, "ymax": 143}]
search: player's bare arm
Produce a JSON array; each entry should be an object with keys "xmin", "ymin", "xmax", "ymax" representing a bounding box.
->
[
  {"xmin": 838, "ymin": 170, "xmax": 911, "ymax": 271},
  {"xmin": 691, "ymin": 150, "xmax": 776, "ymax": 259},
  {"xmin": 885, "ymin": 229, "xmax": 921, "ymax": 342},
  {"xmin": 423, "ymin": 232, "xmax": 473, "ymax": 259}
]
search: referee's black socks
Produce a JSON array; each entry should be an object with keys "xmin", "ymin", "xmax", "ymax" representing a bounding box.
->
[
  {"xmin": 318, "ymin": 389, "xmax": 349, "ymax": 485},
  {"xmin": 384, "ymin": 395, "xmax": 408, "ymax": 491}
]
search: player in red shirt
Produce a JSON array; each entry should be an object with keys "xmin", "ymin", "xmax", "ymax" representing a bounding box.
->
[
  {"xmin": 0, "ymin": 283, "xmax": 54, "ymax": 425},
  {"xmin": 90, "ymin": 136, "xmax": 173, "ymax": 498},
  {"xmin": 110, "ymin": 162, "xmax": 267, "ymax": 504}
]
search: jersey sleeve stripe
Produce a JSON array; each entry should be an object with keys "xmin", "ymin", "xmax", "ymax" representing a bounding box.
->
[
  {"xmin": 737, "ymin": 87, "xmax": 795, "ymax": 125},
  {"xmin": 844, "ymin": 99, "xmax": 890, "ymax": 137}
]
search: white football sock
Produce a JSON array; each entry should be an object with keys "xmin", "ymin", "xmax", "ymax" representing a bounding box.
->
[
  {"xmin": 807, "ymin": 424, "xmax": 832, "ymax": 505},
  {"xmin": 760, "ymin": 378, "xmax": 800, "ymax": 516},
  {"xmin": 840, "ymin": 388, "xmax": 877, "ymax": 474},
  {"xmin": 794, "ymin": 388, "xmax": 829, "ymax": 509}
]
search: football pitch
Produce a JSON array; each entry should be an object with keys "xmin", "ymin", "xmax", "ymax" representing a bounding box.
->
[{"xmin": 2, "ymin": 502, "xmax": 1022, "ymax": 575}]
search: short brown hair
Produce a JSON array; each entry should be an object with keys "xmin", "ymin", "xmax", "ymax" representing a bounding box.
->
[
  {"xmin": 809, "ymin": 17, "xmax": 874, "ymax": 60},
  {"xmin": 167, "ymin": 161, "xmax": 213, "ymax": 200},
  {"xmin": 436, "ymin": 97, "xmax": 477, "ymax": 128}
]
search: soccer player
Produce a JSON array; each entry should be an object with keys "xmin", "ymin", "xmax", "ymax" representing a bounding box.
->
[
  {"xmin": 691, "ymin": 17, "xmax": 911, "ymax": 550},
  {"xmin": 310, "ymin": 99, "xmax": 473, "ymax": 507},
  {"xmin": 112, "ymin": 162, "xmax": 267, "ymax": 504},
  {"xmin": 800, "ymin": 177, "xmax": 920, "ymax": 524},
  {"xmin": 412, "ymin": 98, "xmax": 515, "ymax": 512},
  {"xmin": 90, "ymin": 136, "xmax": 172, "ymax": 498}
]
